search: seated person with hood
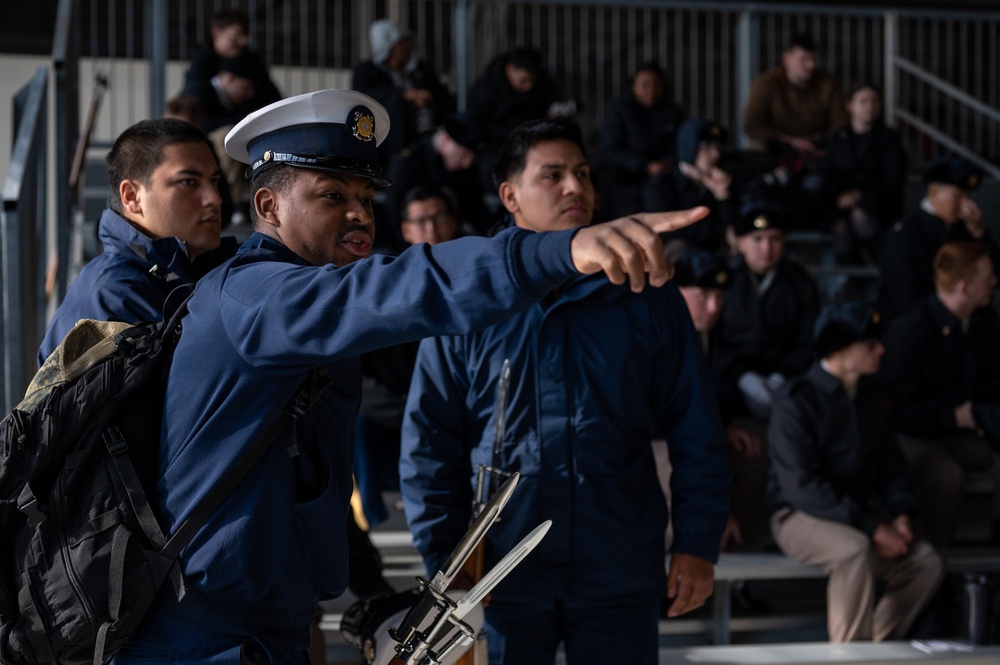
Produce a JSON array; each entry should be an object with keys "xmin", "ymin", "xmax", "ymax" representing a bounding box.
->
[
  {"xmin": 352, "ymin": 19, "xmax": 454, "ymax": 161},
  {"xmin": 645, "ymin": 119, "xmax": 736, "ymax": 253}
]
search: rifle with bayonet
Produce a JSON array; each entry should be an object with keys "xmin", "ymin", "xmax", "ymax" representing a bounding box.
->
[{"xmin": 364, "ymin": 469, "xmax": 549, "ymax": 665}]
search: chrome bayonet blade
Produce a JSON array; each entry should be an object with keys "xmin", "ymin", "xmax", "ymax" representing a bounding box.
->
[
  {"xmin": 453, "ymin": 520, "xmax": 552, "ymax": 620},
  {"xmin": 491, "ymin": 359, "xmax": 511, "ymax": 461},
  {"xmin": 430, "ymin": 471, "xmax": 519, "ymax": 593}
]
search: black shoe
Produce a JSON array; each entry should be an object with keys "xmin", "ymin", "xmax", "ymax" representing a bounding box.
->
[{"xmin": 731, "ymin": 581, "xmax": 772, "ymax": 614}]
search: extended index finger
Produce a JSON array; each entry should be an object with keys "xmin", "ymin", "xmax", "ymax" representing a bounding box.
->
[{"xmin": 632, "ymin": 207, "xmax": 710, "ymax": 235}]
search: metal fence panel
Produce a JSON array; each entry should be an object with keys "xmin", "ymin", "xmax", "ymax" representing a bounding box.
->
[{"xmin": 1, "ymin": 68, "xmax": 49, "ymax": 413}]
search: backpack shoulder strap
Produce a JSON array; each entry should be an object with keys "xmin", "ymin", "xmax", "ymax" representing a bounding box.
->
[{"xmin": 159, "ymin": 367, "xmax": 331, "ymax": 562}]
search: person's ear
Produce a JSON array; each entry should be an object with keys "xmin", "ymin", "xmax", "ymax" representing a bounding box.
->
[
  {"xmin": 498, "ymin": 181, "xmax": 519, "ymax": 215},
  {"xmin": 254, "ymin": 187, "xmax": 280, "ymax": 228},
  {"xmin": 119, "ymin": 179, "xmax": 143, "ymax": 217}
]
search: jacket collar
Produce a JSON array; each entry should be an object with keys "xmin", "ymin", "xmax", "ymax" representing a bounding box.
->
[
  {"xmin": 808, "ymin": 361, "xmax": 844, "ymax": 396},
  {"xmin": 98, "ymin": 209, "xmax": 196, "ymax": 283},
  {"xmin": 238, "ymin": 231, "xmax": 315, "ymax": 268}
]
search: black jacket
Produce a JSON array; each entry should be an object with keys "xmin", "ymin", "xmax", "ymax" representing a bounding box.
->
[
  {"xmin": 820, "ymin": 123, "xmax": 907, "ymax": 225},
  {"xmin": 879, "ymin": 208, "xmax": 1000, "ymax": 321},
  {"xmin": 642, "ymin": 168, "xmax": 734, "ymax": 252},
  {"xmin": 714, "ymin": 257, "xmax": 819, "ymax": 383},
  {"xmin": 879, "ymin": 295, "xmax": 1000, "ymax": 444},
  {"xmin": 767, "ymin": 363, "xmax": 918, "ymax": 535},
  {"xmin": 384, "ymin": 134, "xmax": 490, "ymax": 248},
  {"xmin": 352, "ymin": 59, "xmax": 454, "ymax": 160},
  {"xmin": 181, "ymin": 42, "xmax": 281, "ymax": 112},
  {"xmin": 467, "ymin": 55, "xmax": 557, "ymax": 152},
  {"xmin": 598, "ymin": 89, "xmax": 684, "ymax": 219}
]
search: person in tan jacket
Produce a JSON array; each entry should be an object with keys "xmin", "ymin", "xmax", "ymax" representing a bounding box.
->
[{"xmin": 744, "ymin": 34, "xmax": 847, "ymax": 159}]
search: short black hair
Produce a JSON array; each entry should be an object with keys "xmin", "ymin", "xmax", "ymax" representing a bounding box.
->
[
  {"xmin": 211, "ymin": 9, "xmax": 249, "ymax": 32},
  {"xmin": 506, "ymin": 47, "xmax": 543, "ymax": 74},
  {"xmin": 402, "ymin": 185, "xmax": 457, "ymax": 220},
  {"xmin": 634, "ymin": 62, "xmax": 665, "ymax": 81},
  {"xmin": 248, "ymin": 163, "xmax": 299, "ymax": 227},
  {"xmin": 787, "ymin": 33, "xmax": 817, "ymax": 52},
  {"xmin": 106, "ymin": 118, "xmax": 215, "ymax": 216},
  {"xmin": 492, "ymin": 117, "xmax": 587, "ymax": 188},
  {"xmin": 848, "ymin": 81, "xmax": 881, "ymax": 99}
]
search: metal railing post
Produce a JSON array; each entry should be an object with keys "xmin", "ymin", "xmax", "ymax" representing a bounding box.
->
[
  {"xmin": 148, "ymin": 0, "xmax": 169, "ymax": 118},
  {"xmin": 735, "ymin": 9, "xmax": 759, "ymax": 149},
  {"xmin": 455, "ymin": 0, "xmax": 470, "ymax": 111},
  {"xmin": 884, "ymin": 11, "xmax": 898, "ymax": 128},
  {"xmin": 52, "ymin": 0, "xmax": 78, "ymax": 306},
  {"xmin": 1, "ymin": 68, "xmax": 49, "ymax": 413}
]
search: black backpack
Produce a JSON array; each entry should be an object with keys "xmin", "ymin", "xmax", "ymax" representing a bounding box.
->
[{"xmin": 0, "ymin": 302, "xmax": 327, "ymax": 665}]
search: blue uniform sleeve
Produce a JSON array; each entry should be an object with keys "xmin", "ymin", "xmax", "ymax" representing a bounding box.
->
[
  {"xmin": 218, "ymin": 227, "xmax": 576, "ymax": 374},
  {"xmin": 399, "ymin": 335, "xmax": 475, "ymax": 576},
  {"xmin": 655, "ymin": 289, "xmax": 731, "ymax": 563}
]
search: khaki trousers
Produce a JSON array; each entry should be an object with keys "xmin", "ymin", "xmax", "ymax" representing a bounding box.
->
[{"xmin": 771, "ymin": 508, "xmax": 943, "ymax": 642}]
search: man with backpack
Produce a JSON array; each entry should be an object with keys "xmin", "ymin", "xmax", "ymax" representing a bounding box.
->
[
  {"xmin": 102, "ymin": 89, "xmax": 706, "ymax": 664},
  {"xmin": 37, "ymin": 117, "xmax": 234, "ymax": 364}
]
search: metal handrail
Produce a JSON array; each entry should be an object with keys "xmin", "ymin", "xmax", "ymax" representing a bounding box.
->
[
  {"xmin": 894, "ymin": 56, "xmax": 1000, "ymax": 127},
  {"xmin": 894, "ymin": 109, "xmax": 1000, "ymax": 182}
]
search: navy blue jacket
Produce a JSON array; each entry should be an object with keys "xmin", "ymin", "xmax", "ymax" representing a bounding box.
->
[
  {"xmin": 400, "ymin": 273, "xmax": 730, "ymax": 609},
  {"xmin": 38, "ymin": 209, "xmax": 235, "ymax": 364},
  {"xmin": 147, "ymin": 228, "xmax": 579, "ymax": 648}
]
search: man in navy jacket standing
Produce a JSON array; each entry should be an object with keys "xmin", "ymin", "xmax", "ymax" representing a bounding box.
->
[
  {"xmin": 401, "ymin": 118, "xmax": 730, "ymax": 665},
  {"xmin": 111, "ymin": 91, "xmax": 707, "ymax": 665}
]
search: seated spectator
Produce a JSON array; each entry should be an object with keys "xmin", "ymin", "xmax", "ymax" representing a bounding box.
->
[
  {"xmin": 598, "ymin": 63, "xmax": 684, "ymax": 220},
  {"xmin": 467, "ymin": 47, "xmax": 559, "ymax": 190},
  {"xmin": 163, "ymin": 94, "xmax": 205, "ymax": 129},
  {"xmin": 743, "ymin": 34, "xmax": 848, "ymax": 231},
  {"xmin": 674, "ymin": 248, "xmax": 769, "ymax": 553},
  {"xmin": 714, "ymin": 200, "xmax": 820, "ymax": 420},
  {"xmin": 183, "ymin": 52, "xmax": 259, "ymax": 133},
  {"xmin": 880, "ymin": 157, "xmax": 1000, "ymax": 321},
  {"xmin": 356, "ymin": 186, "xmax": 461, "ymax": 527},
  {"xmin": 645, "ymin": 119, "xmax": 736, "ymax": 252},
  {"xmin": 879, "ymin": 241, "xmax": 1000, "ymax": 547},
  {"xmin": 352, "ymin": 19, "xmax": 454, "ymax": 162},
  {"xmin": 820, "ymin": 83, "xmax": 908, "ymax": 264},
  {"xmin": 768, "ymin": 302, "xmax": 943, "ymax": 642},
  {"xmin": 181, "ymin": 8, "xmax": 280, "ymax": 113},
  {"xmin": 383, "ymin": 115, "xmax": 489, "ymax": 250},
  {"xmin": 744, "ymin": 33, "xmax": 847, "ymax": 160}
]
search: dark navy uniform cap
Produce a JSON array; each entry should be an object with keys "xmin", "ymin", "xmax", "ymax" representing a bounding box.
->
[
  {"xmin": 225, "ymin": 89, "xmax": 392, "ymax": 187},
  {"xmin": 676, "ymin": 119, "xmax": 727, "ymax": 165},
  {"xmin": 673, "ymin": 248, "xmax": 732, "ymax": 290},
  {"xmin": 733, "ymin": 198, "xmax": 788, "ymax": 237},
  {"xmin": 813, "ymin": 302, "xmax": 882, "ymax": 357},
  {"xmin": 922, "ymin": 156, "xmax": 982, "ymax": 191}
]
